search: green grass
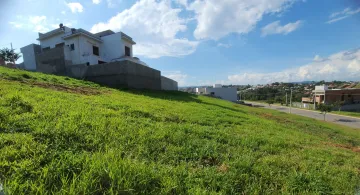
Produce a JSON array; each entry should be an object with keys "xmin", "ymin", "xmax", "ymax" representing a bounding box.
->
[
  {"xmin": 0, "ymin": 66, "xmax": 360, "ymax": 194},
  {"xmin": 333, "ymin": 111, "xmax": 360, "ymax": 118}
]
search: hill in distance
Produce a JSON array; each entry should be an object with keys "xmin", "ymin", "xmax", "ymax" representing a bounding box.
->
[{"xmin": 0, "ymin": 66, "xmax": 359, "ymax": 194}]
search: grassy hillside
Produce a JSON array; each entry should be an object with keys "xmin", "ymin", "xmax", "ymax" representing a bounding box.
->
[
  {"xmin": 0, "ymin": 66, "xmax": 360, "ymax": 194},
  {"xmin": 333, "ymin": 111, "xmax": 360, "ymax": 118}
]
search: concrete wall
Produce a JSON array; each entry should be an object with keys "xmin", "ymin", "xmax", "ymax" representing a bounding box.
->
[
  {"xmin": 36, "ymin": 46, "xmax": 72, "ymax": 75},
  {"xmin": 205, "ymin": 87, "xmax": 238, "ymax": 102},
  {"xmin": 20, "ymin": 44, "xmax": 41, "ymax": 70},
  {"xmin": 101, "ymin": 33, "xmax": 124, "ymax": 61},
  {"xmin": 161, "ymin": 76, "xmax": 178, "ymax": 91},
  {"xmin": 101, "ymin": 32, "xmax": 135, "ymax": 62},
  {"xmin": 65, "ymin": 63, "xmax": 89, "ymax": 78},
  {"xmin": 39, "ymin": 27, "xmax": 71, "ymax": 48},
  {"xmin": 85, "ymin": 60, "xmax": 161, "ymax": 90}
]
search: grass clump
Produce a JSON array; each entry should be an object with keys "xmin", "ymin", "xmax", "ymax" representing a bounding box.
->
[{"xmin": 0, "ymin": 66, "xmax": 359, "ymax": 194}]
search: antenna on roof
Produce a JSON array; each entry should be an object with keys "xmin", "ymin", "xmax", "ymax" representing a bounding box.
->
[{"xmin": 59, "ymin": 23, "xmax": 65, "ymax": 30}]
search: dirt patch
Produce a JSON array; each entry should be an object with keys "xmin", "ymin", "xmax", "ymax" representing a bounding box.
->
[
  {"xmin": 217, "ymin": 163, "xmax": 229, "ymax": 173},
  {"xmin": 258, "ymin": 113, "xmax": 291, "ymax": 123},
  {"xmin": 326, "ymin": 142, "xmax": 360, "ymax": 153},
  {"xmin": 30, "ymin": 82, "xmax": 101, "ymax": 95}
]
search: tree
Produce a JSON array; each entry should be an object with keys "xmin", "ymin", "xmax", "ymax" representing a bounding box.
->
[
  {"xmin": 333, "ymin": 101, "xmax": 345, "ymax": 112},
  {"xmin": 266, "ymin": 99, "xmax": 274, "ymax": 107},
  {"xmin": 318, "ymin": 103, "xmax": 333, "ymax": 121},
  {"xmin": 0, "ymin": 48, "xmax": 21, "ymax": 63}
]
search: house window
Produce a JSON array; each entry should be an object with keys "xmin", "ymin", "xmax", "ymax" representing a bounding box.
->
[
  {"xmin": 125, "ymin": 46, "xmax": 131, "ymax": 57},
  {"xmin": 93, "ymin": 46, "xmax": 99, "ymax": 56},
  {"xmin": 70, "ymin": 44, "xmax": 75, "ymax": 51}
]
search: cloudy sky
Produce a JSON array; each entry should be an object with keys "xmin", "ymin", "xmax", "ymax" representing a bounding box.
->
[{"xmin": 1, "ymin": 0, "xmax": 360, "ymax": 86}]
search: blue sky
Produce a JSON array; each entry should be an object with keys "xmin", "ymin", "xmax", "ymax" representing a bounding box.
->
[{"xmin": 1, "ymin": 0, "xmax": 360, "ymax": 86}]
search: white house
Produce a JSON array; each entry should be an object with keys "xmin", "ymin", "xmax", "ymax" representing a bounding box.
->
[
  {"xmin": 20, "ymin": 24, "xmax": 146, "ymax": 70},
  {"xmin": 196, "ymin": 84, "xmax": 238, "ymax": 102}
]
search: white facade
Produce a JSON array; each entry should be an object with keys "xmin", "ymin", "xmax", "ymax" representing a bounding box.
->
[
  {"xmin": 205, "ymin": 87, "xmax": 237, "ymax": 102},
  {"xmin": 21, "ymin": 25, "xmax": 139, "ymax": 68},
  {"xmin": 213, "ymin": 84, "xmax": 222, "ymax": 88},
  {"xmin": 196, "ymin": 86, "xmax": 237, "ymax": 102},
  {"xmin": 20, "ymin": 44, "xmax": 41, "ymax": 70},
  {"xmin": 195, "ymin": 87, "xmax": 206, "ymax": 94},
  {"xmin": 315, "ymin": 85, "xmax": 328, "ymax": 91}
]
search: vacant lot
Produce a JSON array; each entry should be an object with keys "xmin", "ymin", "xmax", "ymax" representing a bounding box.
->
[{"xmin": 0, "ymin": 67, "xmax": 359, "ymax": 194}]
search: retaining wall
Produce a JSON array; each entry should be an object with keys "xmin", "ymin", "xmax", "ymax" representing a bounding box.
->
[
  {"xmin": 85, "ymin": 61, "xmax": 162, "ymax": 90},
  {"xmin": 36, "ymin": 47, "xmax": 72, "ymax": 75},
  {"xmin": 161, "ymin": 76, "xmax": 178, "ymax": 91}
]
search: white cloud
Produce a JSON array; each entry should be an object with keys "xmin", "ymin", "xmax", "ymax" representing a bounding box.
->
[
  {"xmin": 185, "ymin": 0, "xmax": 298, "ymax": 40},
  {"xmin": 327, "ymin": 7, "xmax": 360, "ymax": 24},
  {"xmin": 90, "ymin": 0, "xmax": 198, "ymax": 58},
  {"xmin": 162, "ymin": 71, "xmax": 188, "ymax": 86},
  {"xmin": 50, "ymin": 21, "xmax": 77, "ymax": 29},
  {"xmin": 9, "ymin": 15, "xmax": 49, "ymax": 33},
  {"xmin": 9, "ymin": 15, "xmax": 76, "ymax": 33},
  {"xmin": 61, "ymin": 11, "xmax": 66, "ymax": 15},
  {"xmin": 66, "ymin": 2, "xmax": 84, "ymax": 13},
  {"xmin": 29, "ymin": 15, "xmax": 49, "ymax": 33},
  {"xmin": 107, "ymin": 0, "xmax": 122, "ymax": 8},
  {"xmin": 8, "ymin": 22, "xmax": 23, "ymax": 28},
  {"xmin": 228, "ymin": 48, "xmax": 360, "ymax": 84},
  {"xmin": 93, "ymin": 0, "xmax": 101, "ymax": 4},
  {"xmin": 261, "ymin": 20, "xmax": 302, "ymax": 37},
  {"xmin": 29, "ymin": 16, "xmax": 47, "ymax": 24},
  {"xmin": 313, "ymin": 54, "xmax": 328, "ymax": 62},
  {"xmin": 175, "ymin": 0, "xmax": 188, "ymax": 8},
  {"xmin": 217, "ymin": 43, "xmax": 232, "ymax": 48}
]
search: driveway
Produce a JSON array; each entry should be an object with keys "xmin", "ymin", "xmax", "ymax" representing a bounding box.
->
[{"xmin": 246, "ymin": 101, "xmax": 360, "ymax": 129}]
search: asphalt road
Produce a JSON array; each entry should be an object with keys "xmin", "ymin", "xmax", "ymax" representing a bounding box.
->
[{"xmin": 246, "ymin": 101, "xmax": 360, "ymax": 129}]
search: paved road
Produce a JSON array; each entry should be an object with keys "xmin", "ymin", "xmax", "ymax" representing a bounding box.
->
[{"xmin": 246, "ymin": 101, "xmax": 360, "ymax": 129}]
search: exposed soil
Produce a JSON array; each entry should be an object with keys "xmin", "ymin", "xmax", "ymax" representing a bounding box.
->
[
  {"xmin": 326, "ymin": 142, "xmax": 360, "ymax": 153},
  {"xmin": 30, "ymin": 82, "xmax": 101, "ymax": 95}
]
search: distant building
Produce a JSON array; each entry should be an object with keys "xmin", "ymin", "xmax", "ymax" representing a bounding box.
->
[
  {"xmin": 18, "ymin": 24, "xmax": 178, "ymax": 91},
  {"xmin": 196, "ymin": 84, "xmax": 237, "ymax": 102},
  {"xmin": 302, "ymin": 85, "xmax": 360, "ymax": 105},
  {"xmin": 20, "ymin": 24, "xmax": 144, "ymax": 71}
]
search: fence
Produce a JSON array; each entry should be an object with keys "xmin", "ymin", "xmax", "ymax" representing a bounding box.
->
[{"xmin": 291, "ymin": 102, "xmax": 315, "ymax": 110}]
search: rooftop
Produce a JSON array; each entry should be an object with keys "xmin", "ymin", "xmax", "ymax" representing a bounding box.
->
[{"xmin": 36, "ymin": 24, "xmax": 136, "ymax": 44}]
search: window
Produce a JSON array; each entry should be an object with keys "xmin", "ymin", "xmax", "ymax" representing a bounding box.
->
[
  {"xmin": 70, "ymin": 44, "xmax": 75, "ymax": 51},
  {"xmin": 125, "ymin": 46, "xmax": 131, "ymax": 57},
  {"xmin": 93, "ymin": 46, "xmax": 99, "ymax": 56}
]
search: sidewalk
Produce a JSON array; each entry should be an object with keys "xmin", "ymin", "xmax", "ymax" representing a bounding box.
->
[{"xmin": 246, "ymin": 101, "xmax": 360, "ymax": 129}]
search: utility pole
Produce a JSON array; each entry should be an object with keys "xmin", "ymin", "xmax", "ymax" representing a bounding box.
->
[
  {"xmin": 314, "ymin": 92, "xmax": 316, "ymax": 110},
  {"xmin": 286, "ymin": 92, "xmax": 287, "ymax": 106},
  {"xmin": 289, "ymin": 89, "xmax": 292, "ymax": 113},
  {"xmin": 10, "ymin": 42, "xmax": 15, "ymax": 65}
]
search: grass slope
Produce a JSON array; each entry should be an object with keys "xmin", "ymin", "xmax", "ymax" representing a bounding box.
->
[
  {"xmin": 0, "ymin": 66, "xmax": 360, "ymax": 194},
  {"xmin": 333, "ymin": 111, "xmax": 360, "ymax": 119}
]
